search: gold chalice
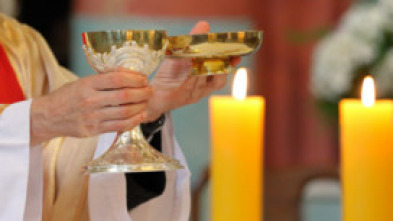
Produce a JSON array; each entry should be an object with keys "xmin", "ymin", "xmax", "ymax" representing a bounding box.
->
[
  {"xmin": 82, "ymin": 30, "xmax": 184, "ymax": 173},
  {"xmin": 166, "ymin": 30, "xmax": 263, "ymax": 75}
]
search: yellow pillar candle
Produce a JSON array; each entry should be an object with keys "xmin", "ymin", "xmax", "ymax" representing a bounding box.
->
[
  {"xmin": 210, "ymin": 68, "xmax": 264, "ymax": 221},
  {"xmin": 340, "ymin": 76, "xmax": 393, "ymax": 221}
]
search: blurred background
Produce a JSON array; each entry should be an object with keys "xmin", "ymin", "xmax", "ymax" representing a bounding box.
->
[{"xmin": 4, "ymin": 0, "xmax": 393, "ymax": 220}]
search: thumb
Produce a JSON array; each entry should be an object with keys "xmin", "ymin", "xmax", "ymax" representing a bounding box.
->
[{"xmin": 189, "ymin": 21, "xmax": 210, "ymax": 34}]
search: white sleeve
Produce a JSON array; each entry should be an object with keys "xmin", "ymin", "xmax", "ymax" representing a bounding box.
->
[{"xmin": 0, "ymin": 100, "xmax": 42, "ymax": 221}]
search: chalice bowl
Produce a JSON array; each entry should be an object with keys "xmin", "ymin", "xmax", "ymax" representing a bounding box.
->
[{"xmin": 82, "ymin": 30, "xmax": 184, "ymax": 173}]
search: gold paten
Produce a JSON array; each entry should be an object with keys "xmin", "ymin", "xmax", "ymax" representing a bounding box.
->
[{"xmin": 166, "ymin": 30, "xmax": 263, "ymax": 75}]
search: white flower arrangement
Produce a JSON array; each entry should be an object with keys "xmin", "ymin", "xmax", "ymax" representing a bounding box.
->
[{"xmin": 311, "ymin": 0, "xmax": 393, "ymax": 102}]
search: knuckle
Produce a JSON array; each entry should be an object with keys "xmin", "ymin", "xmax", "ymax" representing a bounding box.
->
[
  {"xmin": 123, "ymin": 115, "xmax": 141, "ymax": 131},
  {"xmin": 127, "ymin": 118, "xmax": 139, "ymax": 128},
  {"xmin": 79, "ymin": 77, "xmax": 90, "ymax": 87},
  {"xmin": 80, "ymin": 96, "xmax": 95, "ymax": 108},
  {"xmin": 140, "ymin": 87, "xmax": 153, "ymax": 99},
  {"xmin": 138, "ymin": 76, "xmax": 148, "ymax": 86},
  {"xmin": 147, "ymin": 86, "xmax": 153, "ymax": 94},
  {"xmin": 111, "ymin": 120, "xmax": 128, "ymax": 132},
  {"xmin": 185, "ymin": 96, "xmax": 193, "ymax": 105},
  {"xmin": 133, "ymin": 103, "xmax": 145, "ymax": 113},
  {"xmin": 217, "ymin": 78, "xmax": 227, "ymax": 88},
  {"xmin": 139, "ymin": 102, "xmax": 148, "ymax": 110},
  {"xmin": 116, "ymin": 88, "xmax": 152, "ymax": 104},
  {"xmin": 114, "ymin": 121, "xmax": 125, "ymax": 131},
  {"xmin": 83, "ymin": 123, "xmax": 99, "ymax": 136},
  {"xmin": 118, "ymin": 90, "xmax": 130, "ymax": 102},
  {"xmin": 107, "ymin": 73, "xmax": 123, "ymax": 88},
  {"xmin": 122, "ymin": 72, "xmax": 146, "ymax": 87},
  {"xmin": 81, "ymin": 112, "xmax": 100, "ymax": 135},
  {"xmin": 119, "ymin": 107, "xmax": 132, "ymax": 118}
]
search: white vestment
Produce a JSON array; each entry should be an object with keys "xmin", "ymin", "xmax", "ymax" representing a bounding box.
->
[{"xmin": 0, "ymin": 14, "xmax": 191, "ymax": 221}]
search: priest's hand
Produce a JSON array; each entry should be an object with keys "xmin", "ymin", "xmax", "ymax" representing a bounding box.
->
[
  {"xmin": 146, "ymin": 21, "xmax": 241, "ymax": 122},
  {"xmin": 30, "ymin": 70, "xmax": 151, "ymax": 146}
]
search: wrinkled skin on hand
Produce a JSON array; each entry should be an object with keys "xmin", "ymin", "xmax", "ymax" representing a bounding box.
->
[
  {"xmin": 30, "ymin": 21, "xmax": 240, "ymax": 145},
  {"xmin": 146, "ymin": 21, "xmax": 241, "ymax": 122},
  {"xmin": 31, "ymin": 70, "xmax": 151, "ymax": 145}
]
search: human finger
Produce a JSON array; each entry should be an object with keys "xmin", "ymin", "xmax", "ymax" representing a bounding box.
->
[
  {"xmin": 89, "ymin": 71, "xmax": 148, "ymax": 90},
  {"xmin": 97, "ymin": 102, "xmax": 148, "ymax": 121},
  {"xmin": 173, "ymin": 75, "xmax": 199, "ymax": 105},
  {"xmin": 98, "ymin": 87, "xmax": 153, "ymax": 107},
  {"xmin": 99, "ymin": 111, "xmax": 147, "ymax": 132},
  {"xmin": 189, "ymin": 76, "xmax": 211, "ymax": 102},
  {"xmin": 189, "ymin": 20, "xmax": 210, "ymax": 35},
  {"xmin": 209, "ymin": 75, "xmax": 227, "ymax": 90},
  {"xmin": 193, "ymin": 75, "xmax": 227, "ymax": 101}
]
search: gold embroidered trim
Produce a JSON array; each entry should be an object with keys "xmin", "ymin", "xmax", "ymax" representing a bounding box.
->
[{"xmin": 0, "ymin": 104, "xmax": 10, "ymax": 114}]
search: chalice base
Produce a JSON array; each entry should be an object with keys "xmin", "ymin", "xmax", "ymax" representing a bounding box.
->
[
  {"xmin": 191, "ymin": 58, "xmax": 234, "ymax": 75},
  {"xmin": 84, "ymin": 126, "xmax": 184, "ymax": 173}
]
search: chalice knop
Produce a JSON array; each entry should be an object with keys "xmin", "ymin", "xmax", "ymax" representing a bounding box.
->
[{"xmin": 82, "ymin": 30, "xmax": 184, "ymax": 173}]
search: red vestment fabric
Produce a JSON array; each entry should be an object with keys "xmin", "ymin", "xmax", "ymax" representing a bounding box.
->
[{"xmin": 0, "ymin": 44, "xmax": 25, "ymax": 103}]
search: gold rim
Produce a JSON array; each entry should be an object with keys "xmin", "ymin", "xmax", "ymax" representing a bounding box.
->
[{"xmin": 82, "ymin": 30, "xmax": 168, "ymax": 53}]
